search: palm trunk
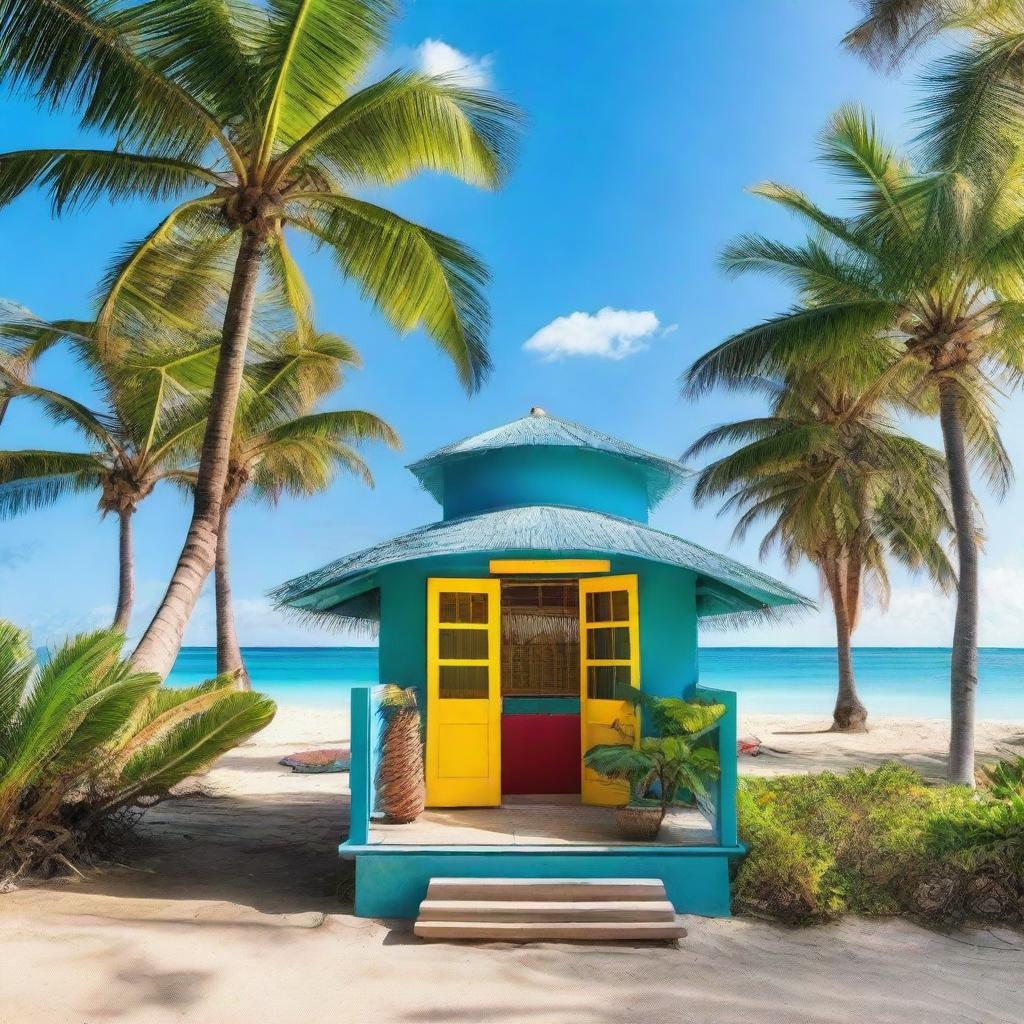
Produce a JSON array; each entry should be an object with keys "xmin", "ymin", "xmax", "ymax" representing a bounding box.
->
[
  {"xmin": 826, "ymin": 558, "xmax": 868, "ymax": 732},
  {"xmin": 938, "ymin": 381, "xmax": 979, "ymax": 786},
  {"xmin": 113, "ymin": 509, "xmax": 134, "ymax": 633},
  {"xmin": 215, "ymin": 503, "xmax": 249, "ymax": 690},
  {"xmin": 130, "ymin": 230, "xmax": 266, "ymax": 678}
]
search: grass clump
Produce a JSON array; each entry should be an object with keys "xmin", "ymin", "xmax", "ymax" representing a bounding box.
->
[{"xmin": 734, "ymin": 762, "xmax": 1024, "ymax": 926}]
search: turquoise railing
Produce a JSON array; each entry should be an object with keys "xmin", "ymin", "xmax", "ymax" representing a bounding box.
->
[
  {"xmin": 693, "ymin": 685, "xmax": 738, "ymax": 847},
  {"xmin": 346, "ymin": 686, "xmax": 371, "ymax": 845}
]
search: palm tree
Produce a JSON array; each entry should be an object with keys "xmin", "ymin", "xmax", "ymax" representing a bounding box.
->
[
  {"xmin": 0, "ymin": 0, "xmax": 521, "ymax": 677},
  {"xmin": 177, "ymin": 331, "xmax": 399, "ymax": 687},
  {"xmin": 685, "ymin": 370, "xmax": 957, "ymax": 732},
  {"xmin": 844, "ymin": 3, "xmax": 1024, "ymax": 172},
  {"xmin": 0, "ymin": 331, "xmax": 217, "ymax": 630},
  {"xmin": 684, "ymin": 106, "xmax": 1023, "ymax": 781}
]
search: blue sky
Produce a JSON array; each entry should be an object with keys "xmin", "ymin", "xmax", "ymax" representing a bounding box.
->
[{"xmin": 2, "ymin": 2, "xmax": 1023, "ymax": 649}]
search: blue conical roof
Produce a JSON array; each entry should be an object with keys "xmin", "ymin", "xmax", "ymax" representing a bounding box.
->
[
  {"xmin": 408, "ymin": 409, "xmax": 689, "ymax": 509},
  {"xmin": 272, "ymin": 504, "xmax": 813, "ymax": 623}
]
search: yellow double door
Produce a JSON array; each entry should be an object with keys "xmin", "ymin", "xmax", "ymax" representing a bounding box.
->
[{"xmin": 425, "ymin": 574, "xmax": 639, "ymax": 808}]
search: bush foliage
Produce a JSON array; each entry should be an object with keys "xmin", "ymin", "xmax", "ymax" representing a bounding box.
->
[
  {"xmin": 735, "ymin": 763, "xmax": 1024, "ymax": 926},
  {"xmin": 0, "ymin": 621, "xmax": 276, "ymax": 882}
]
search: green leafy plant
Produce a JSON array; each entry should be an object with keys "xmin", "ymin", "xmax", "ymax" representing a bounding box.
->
[
  {"xmin": 980, "ymin": 754, "xmax": 1024, "ymax": 800},
  {"xmin": 584, "ymin": 737, "xmax": 720, "ymax": 816},
  {"xmin": 0, "ymin": 620, "xmax": 275, "ymax": 881},
  {"xmin": 927, "ymin": 794, "xmax": 1024, "ymax": 864},
  {"xmin": 583, "ymin": 686, "xmax": 725, "ymax": 824}
]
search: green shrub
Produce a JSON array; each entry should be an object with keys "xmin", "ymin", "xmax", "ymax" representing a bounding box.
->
[
  {"xmin": 980, "ymin": 754, "xmax": 1024, "ymax": 800},
  {"xmin": 734, "ymin": 763, "xmax": 1022, "ymax": 926},
  {"xmin": 0, "ymin": 621, "xmax": 276, "ymax": 881},
  {"xmin": 734, "ymin": 786, "xmax": 835, "ymax": 922}
]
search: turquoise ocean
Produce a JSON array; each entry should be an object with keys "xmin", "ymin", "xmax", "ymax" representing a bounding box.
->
[{"xmin": 167, "ymin": 647, "xmax": 1024, "ymax": 720}]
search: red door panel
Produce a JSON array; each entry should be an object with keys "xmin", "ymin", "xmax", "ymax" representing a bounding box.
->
[{"xmin": 501, "ymin": 714, "xmax": 582, "ymax": 795}]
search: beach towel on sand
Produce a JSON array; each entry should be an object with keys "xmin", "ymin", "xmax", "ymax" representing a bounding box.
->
[{"xmin": 279, "ymin": 747, "xmax": 350, "ymax": 773}]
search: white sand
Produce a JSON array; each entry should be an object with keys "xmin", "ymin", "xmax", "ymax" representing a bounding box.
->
[
  {"xmin": 2, "ymin": 705, "xmax": 1022, "ymax": 1024},
  {"xmin": 738, "ymin": 712, "xmax": 1024, "ymax": 780}
]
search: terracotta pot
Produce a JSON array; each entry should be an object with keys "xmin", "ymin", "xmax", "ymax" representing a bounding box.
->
[{"xmin": 615, "ymin": 804, "xmax": 664, "ymax": 840}]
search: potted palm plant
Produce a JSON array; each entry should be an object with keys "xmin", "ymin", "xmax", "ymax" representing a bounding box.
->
[{"xmin": 584, "ymin": 688, "xmax": 725, "ymax": 840}]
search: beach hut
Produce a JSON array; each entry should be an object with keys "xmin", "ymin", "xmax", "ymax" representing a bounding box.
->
[{"xmin": 274, "ymin": 409, "xmax": 809, "ymax": 936}]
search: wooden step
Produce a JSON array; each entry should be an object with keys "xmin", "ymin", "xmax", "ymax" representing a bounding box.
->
[
  {"xmin": 425, "ymin": 877, "xmax": 667, "ymax": 903},
  {"xmin": 413, "ymin": 919, "xmax": 687, "ymax": 942},
  {"xmin": 418, "ymin": 899, "xmax": 677, "ymax": 923}
]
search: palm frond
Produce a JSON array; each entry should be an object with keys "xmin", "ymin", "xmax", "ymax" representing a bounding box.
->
[
  {"xmin": 265, "ymin": 232, "xmax": 314, "ymax": 338},
  {"xmin": 749, "ymin": 181, "xmax": 862, "ymax": 248},
  {"xmin": 113, "ymin": 335, "xmax": 221, "ymax": 456},
  {"xmin": 682, "ymin": 301, "xmax": 899, "ymax": 397},
  {"xmin": 719, "ymin": 234, "xmax": 880, "ymax": 304},
  {"xmin": 0, "ymin": 628, "xmax": 149, "ymax": 799},
  {"xmin": 918, "ymin": 33, "xmax": 1024, "ymax": 173},
  {"xmin": 291, "ymin": 193, "xmax": 491, "ymax": 391},
  {"xmin": 0, "ymin": 0, "xmax": 239, "ymax": 165},
  {"xmin": 0, "ymin": 450, "xmax": 107, "ymax": 517},
  {"xmin": 0, "ymin": 621, "xmax": 35, "ymax": 760},
  {"xmin": 241, "ymin": 330, "xmax": 360, "ymax": 429},
  {"xmin": 132, "ymin": 0, "xmax": 264, "ymax": 129},
  {"xmin": 261, "ymin": 408, "xmax": 399, "ymax": 449},
  {"xmin": 842, "ymin": 0, "xmax": 974, "ymax": 69},
  {"xmin": 255, "ymin": 0, "xmax": 395, "ymax": 160},
  {"xmin": 279, "ymin": 70, "xmax": 521, "ymax": 189},
  {"xmin": 0, "ymin": 148, "xmax": 224, "ymax": 215},
  {"xmin": 820, "ymin": 104, "xmax": 912, "ymax": 225},
  {"xmin": 112, "ymin": 691, "xmax": 275, "ymax": 806},
  {"xmin": 95, "ymin": 199, "xmax": 234, "ymax": 349},
  {"xmin": 0, "ymin": 383, "xmax": 118, "ymax": 450}
]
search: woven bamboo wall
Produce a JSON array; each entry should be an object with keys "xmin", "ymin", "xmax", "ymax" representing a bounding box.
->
[{"xmin": 500, "ymin": 582, "xmax": 580, "ymax": 697}]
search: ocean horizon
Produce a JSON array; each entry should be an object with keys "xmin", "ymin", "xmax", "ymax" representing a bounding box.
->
[{"xmin": 166, "ymin": 646, "xmax": 1024, "ymax": 720}]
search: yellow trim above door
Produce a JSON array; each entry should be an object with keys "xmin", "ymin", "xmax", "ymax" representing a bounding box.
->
[
  {"xmin": 489, "ymin": 558, "xmax": 611, "ymax": 574},
  {"xmin": 579, "ymin": 574, "xmax": 640, "ymax": 806},
  {"xmin": 425, "ymin": 577, "xmax": 502, "ymax": 807}
]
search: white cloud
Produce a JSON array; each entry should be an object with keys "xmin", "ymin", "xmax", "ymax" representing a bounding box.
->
[
  {"xmin": 416, "ymin": 38, "xmax": 493, "ymax": 88},
  {"xmin": 523, "ymin": 307, "xmax": 663, "ymax": 362}
]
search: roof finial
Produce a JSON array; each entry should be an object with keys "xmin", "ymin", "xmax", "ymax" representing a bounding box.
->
[{"xmin": 530, "ymin": 406, "xmax": 547, "ymax": 416}]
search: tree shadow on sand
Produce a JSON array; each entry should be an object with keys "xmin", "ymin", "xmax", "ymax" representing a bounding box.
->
[{"xmin": 41, "ymin": 765, "xmax": 355, "ymax": 917}]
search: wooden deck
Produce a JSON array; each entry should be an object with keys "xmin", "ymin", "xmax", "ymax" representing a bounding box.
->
[{"xmin": 368, "ymin": 798, "xmax": 715, "ymax": 848}]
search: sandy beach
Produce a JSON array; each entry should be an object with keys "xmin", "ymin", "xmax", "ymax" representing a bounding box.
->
[{"xmin": 2, "ymin": 706, "xmax": 1023, "ymax": 1024}]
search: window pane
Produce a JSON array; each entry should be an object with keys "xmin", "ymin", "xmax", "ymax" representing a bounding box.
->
[
  {"xmin": 439, "ymin": 664, "xmax": 489, "ymax": 699},
  {"xmin": 439, "ymin": 628, "xmax": 488, "ymax": 660},
  {"xmin": 439, "ymin": 591, "xmax": 488, "ymax": 624},
  {"xmin": 586, "ymin": 589, "xmax": 629, "ymax": 623},
  {"xmin": 586, "ymin": 626, "xmax": 630, "ymax": 660},
  {"xmin": 586, "ymin": 664, "xmax": 632, "ymax": 700}
]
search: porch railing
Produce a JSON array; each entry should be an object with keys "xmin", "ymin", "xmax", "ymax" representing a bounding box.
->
[
  {"xmin": 692, "ymin": 684, "xmax": 738, "ymax": 847},
  {"xmin": 345, "ymin": 685, "xmax": 373, "ymax": 846}
]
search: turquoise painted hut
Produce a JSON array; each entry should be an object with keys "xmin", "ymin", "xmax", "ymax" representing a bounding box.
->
[{"xmin": 274, "ymin": 409, "xmax": 809, "ymax": 930}]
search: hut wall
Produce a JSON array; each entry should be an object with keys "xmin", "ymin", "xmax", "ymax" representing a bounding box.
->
[
  {"xmin": 376, "ymin": 552, "xmax": 699, "ymax": 709},
  {"xmin": 440, "ymin": 447, "xmax": 651, "ymax": 522}
]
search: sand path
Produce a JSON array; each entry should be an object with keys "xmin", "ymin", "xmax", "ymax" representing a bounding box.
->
[{"xmin": 2, "ymin": 708, "xmax": 1022, "ymax": 1023}]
